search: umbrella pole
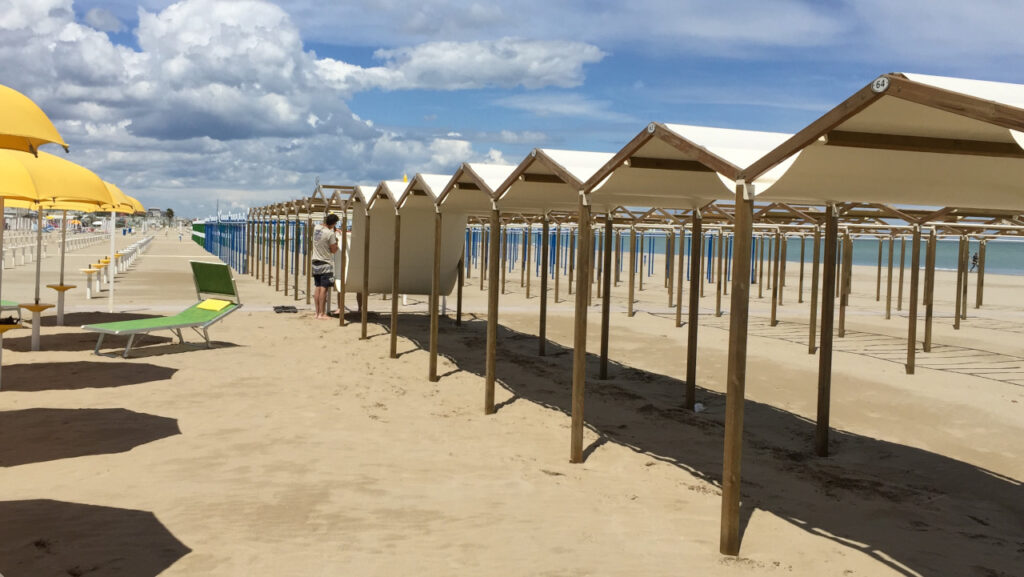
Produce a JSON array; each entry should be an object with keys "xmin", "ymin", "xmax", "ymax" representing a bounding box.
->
[
  {"xmin": 57, "ymin": 210, "xmax": 68, "ymax": 325},
  {"xmin": 35, "ymin": 211, "xmax": 43, "ymax": 304},
  {"xmin": 0, "ymin": 198, "xmax": 5, "ymax": 388},
  {"xmin": 108, "ymin": 211, "xmax": 116, "ymax": 313}
]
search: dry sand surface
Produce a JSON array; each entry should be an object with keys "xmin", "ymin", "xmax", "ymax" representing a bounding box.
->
[{"xmin": 0, "ymin": 233, "xmax": 1021, "ymax": 576}]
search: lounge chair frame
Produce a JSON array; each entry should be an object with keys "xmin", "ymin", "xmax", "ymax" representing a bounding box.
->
[{"xmin": 84, "ymin": 261, "xmax": 242, "ymax": 358}]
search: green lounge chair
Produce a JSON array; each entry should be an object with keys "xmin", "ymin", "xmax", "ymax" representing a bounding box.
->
[
  {"xmin": 83, "ymin": 261, "xmax": 242, "ymax": 358},
  {"xmin": 1, "ymin": 300, "xmax": 21, "ymax": 323}
]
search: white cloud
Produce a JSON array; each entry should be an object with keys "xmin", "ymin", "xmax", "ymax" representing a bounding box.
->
[
  {"xmin": 316, "ymin": 38, "xmax": 604, "ymax": 93},
  {"xmin": 0, "ymin": 0, "xmax": 552, "ymax": 215},
  {"xmin": 495, "ymin": 93, "xmax": 636, "ymax": 122},
  {"xmin": 84, "ymin": 7, "xmax": 124, "ymax": 32}
]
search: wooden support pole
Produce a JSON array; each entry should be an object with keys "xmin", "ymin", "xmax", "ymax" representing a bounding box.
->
[
  {"xmin": 675, "ymin": 227, "xmax": 685, "ymax": 327},
  {"xmin": 429, "ymin": 212, "xmax": 442, "ymax": 380},
  {"xmin": 360, "ymin": 209, "xmax": 370, "ymax": 339},
  {"xmin": 525, "ymin": 224, "xmax": 533, "ymax": 299},
  {"xmin": 614, "ymin": 229, "xmax": 621, "ymax": 286},
  {"xmin": 338, "ymin": 210, "xmax": 347, "ymax": 326},
  {"xmin": 954, "ymin": 235, "xmax": 965, "ymax": 330},
  {"xmin": 808, "ymin": 226, "xmax": 821, "ymax": 354},
  {"xmin": 539, "ymin": 217, "xmax": 550, "ymax": 356},
  {"xmin": 885, "ymin": 235, "xmax": 894, "ymax": 320},
  {"xmin": 521, "ymin": 225, "xmax": 528, "ymax": 288},
  {"xmin": 568, "ymin": 226, "xmax": 575, "ymax": 295},
  {"xmin": 284, "ymin": 208, "xmax": 291, "ymax": 296},
  {"xmin": 720, "ymin": 184, "xmax": 752, "ymax": 556},
  {"xmin": 798, "ymin": 234, "xmax": 805, "ymax": 303},
  {"xmin": 906, "ymin": 226, "xmax": 922, "ymax": 374},
  {"xmin": 246, "ymin": 210, "xmax": 253, "ymax": 276},
  {"xmin": 700, "ymin": 232, "xmax": 706, "ymax": 298},
  {"xmin": 479, "ymin": 225, "xmax": 486, "ymax": 291},
  {"xmin": 589, "ymin": 226, "xmax": 595, "ymax": 307},
  {"xmin": 815, "ymin": 205, "xmax": 839, "ymax": 457},
  {"xmin": 637, "ymin": 231, "xmax": 645, "ymax": 292},
  {"xmin": 757, "ymin": 234, "xmax": 765, "ymax": 298},
  {"xmin": 595, "ymin": 228, "xmax": 602, "ymax": 300},
  {"xmin": 666, "ymin": 230, "xmax": 675, "ymax": 305},
  {"xmin": 897, "ymin": 237, "xmax": 906, "ymax": 311},
  {"xmin": 838, "ymin": 233, "xmax": 852, "ymax": 338},
  {"xmin": 770, "ymin": 231, "xmax": 781, "ymax": 326},
  {"xmin": 501, "ymin": 224, "xmax": 508, "ymax": 295},
  {"xmin": 715, "ymin": 229, "xmax": 724, "ymax": 317},
  {"xmin": 390, "ymin": 211, "xmax": 402, "ymax": 359},
  {"xmin": 305, "ymin": 212, "xmax": 313, "ymax": 305},
  {"xmin": 923, "ymin": 229, "xmax": 936, "ymax": 352},
  {"xmin": 484, "ymin": 208, "xmax": 501, "ymax": 414},
  {"xmin": 779, "ymin": 234, "xmax": 787, "ymax": 305},
  {"xmin": 275, "ymin": 208, "xmax": 282, "ymax": 291},
  {"xmin": 554, "ymin": 225, "xmax": 562, "ymax": 304},
  {"xmin": 294, "ymin": 206, "xmax": 301, "ymax": 302},
  {"xmin": 570, "ymin": 200, "xmax": 592, "ymax": 464},
  {"xmin": 976, "ymin": 239, "xmax": 986, "ymax": 308},
  {"xmin": 876, "ymin": 238, "xmax": 883, "ymax": 301},
  {"xmin": 685, "ymin": 211, "xmax": 702, "ymax": 410},
  {"xmin": 456, "ymin": 256, "xmax": 464, "ymax": 327},
  {"xmin": 961, "ymin": 238, "xmax": 969, "ymax": 321},
  {"xmin": 628, "ymin": 226, "xmax": 637, "ymax": 317},
  {"xmin": 600, "ymin": 217, "xmax": 613, "ymax": 379}
]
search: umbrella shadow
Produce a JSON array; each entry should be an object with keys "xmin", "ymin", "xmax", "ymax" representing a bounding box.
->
[
  {"xmin": 380, "ymin": 311, "xmax": 1024, "ymax": 577},
  {"xmin": 3, "ymin": 331, "xmax": 174, "ymax": 353},
  {"xmin": 0, "ymin": 499, "xmax": 190, "ymax": 576},
  {"xmin": 1, "ymin": 361, "xmax": 177, "ymax": 392},
  {"xmin": 43, "ymin": 311, "xmax": 162, "ymax": 327},
  {"xmin": 0, "ymin": 408, "xmax": 180, "ymax": 467}
]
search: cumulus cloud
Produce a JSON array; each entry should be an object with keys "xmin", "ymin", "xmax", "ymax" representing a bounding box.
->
[
  {"xmin": 83, "ymin": 7, "xmax": 124, "ymax": 32},
  {"xmin": 1, "ymin": 0, "xmax": 603, "ymax": 214},
  {"xmin": 315, "ymin": 38, "xmax": 604, "ymax": 93}
]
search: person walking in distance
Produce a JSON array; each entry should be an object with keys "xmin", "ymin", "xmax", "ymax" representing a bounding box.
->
[
  {"xmin": 970, "ymin": 251, "xmax": 979, "ymax": 272},
  {"xmin": 312, "ymin": 213, "xmax": 340, "ymax": 319}
]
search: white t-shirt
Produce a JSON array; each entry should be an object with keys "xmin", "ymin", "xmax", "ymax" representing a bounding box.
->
[{"xmin": 312, "ymin": 224, "xmax": 339, "ymax": 266}]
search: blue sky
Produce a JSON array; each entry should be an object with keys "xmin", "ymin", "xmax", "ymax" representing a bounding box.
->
[{"xmin": 2, "ymin": 0, "xmax": 1022, "ymax": 216}]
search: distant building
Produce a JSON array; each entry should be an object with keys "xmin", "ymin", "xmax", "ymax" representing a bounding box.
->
[{"xmin": 146, "ymin": 207, "xmax": 164, "ymax": 218}]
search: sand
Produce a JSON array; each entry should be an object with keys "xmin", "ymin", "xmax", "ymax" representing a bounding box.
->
[{"xmin": 0, "ymin": 233, "xmax": 1021, "ymax": 576}]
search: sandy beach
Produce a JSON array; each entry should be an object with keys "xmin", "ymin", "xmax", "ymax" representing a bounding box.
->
[{"xmin": 0, "ymin": 233, "xmax": 1021, "ymax": 576}]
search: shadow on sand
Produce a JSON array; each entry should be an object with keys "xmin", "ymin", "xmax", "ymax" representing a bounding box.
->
[
  {"xmin": 0, "ymin": 499, "xmax": 190, "ymax": 576},
  {"xmin": 1, "ymin": 361, "xmax": 177, "ymax": 392},
  {"xmin": 0, "ymin": 408, "xmax": 180, "ymax": 467},
  {"xmin": 42, "ymin": 311, "xmax": 163, "ymax": 327},
  {"xmin": 357, "ymin": 310, "xmax": 1023, "ymax": 577}
]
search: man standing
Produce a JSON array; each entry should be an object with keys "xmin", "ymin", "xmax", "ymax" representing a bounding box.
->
[{"xmin": 312, "ymin": 213, "xmax": 341, "ymax": 319}]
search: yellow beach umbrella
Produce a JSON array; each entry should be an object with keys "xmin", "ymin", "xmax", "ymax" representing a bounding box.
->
[
  {"xmin": 126, "ymin": 195, "xmax": 145, "ymax": 214},
  {"xmin": 0, "ymin": 85, "xmax": 68, "ymax": 154}
]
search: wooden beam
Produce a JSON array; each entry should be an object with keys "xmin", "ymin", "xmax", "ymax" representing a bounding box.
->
[
  {"xmin": 626, "ymin": 156, "xmax": 716, "ymax": 172},
  {"xmin": 798, "ymin": 235, "xmax": 806, "ymax": 303},
  {"xmin": 720, "ymin": 183, "xmax": 752, "ymax": 556},
  {"xmin": 686, "ymin": 211, "xmax": 702, "ymax": 410},
  {"xmin": 816, "ymin": 205, "xmax": 839, "ymax": 457},
  {"xmin": 570, "ymin": 199, "xmax": 592, "ymax": 463},
  {"xmin": 808, "ymin": 227, "xmax": 821, "ymax": 354},
  {"xmin": 484, "ymin": 208, "xmax": 501, "ymax": 414},
  {"xmin": 897, "ymin": 236, "xmax": 906, "ymax": 311},
  {"xmin": 390, "ymin": 212, "xmax": 402, "ymax": 359},
  {"xmin": 429, "ymin": 211, "xmax": 444, "ymax": 377},
  {"xmin": 539, "ymin": 217, "xmax": 550, "ymax": 356},
  {"xmin": 770, "ymin": 231, "xmax": 781, "ymax": 326},
  {"xmin": 715, "ymin": 229, "xmax": 724, "ymax": 317},
  {"xmin": 923, "ymin": 229, "xmax": 936, "ymax": 351},
  {"xmin": 360, "ymin": 209, "xmax": 370, "ymax": 339},
  {"xmin": 885, "ymin": 235, "xmax": 894, "ymax": 320},
  {"xmin": 824, "ymin": 130, "xmax": 1024, "ymax": 158},
  {"xmin": 600, "ymin": 217, "xmax": 613, "ymax": 379},
  {"xmin": 628, "ymin": 226, "xmax": 637, "ymax": 317},
  {"xmin": 675, "ymin": 226, "xmax": 685, "ymax": 327},
  {"xmin": 906, "ymin": 226, "xmax": 922, "ymax": 374}
]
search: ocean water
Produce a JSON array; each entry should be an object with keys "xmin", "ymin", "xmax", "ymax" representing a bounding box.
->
[{"xmin": 516, "ymin": 230, "xmax": 1024, "ymax": 277}]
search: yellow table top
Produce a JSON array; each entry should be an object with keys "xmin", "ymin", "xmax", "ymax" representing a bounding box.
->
[
  {"xmin": 46, "ymin": 284, "xmax": 77, "ymax": 292},
  {"xmin": 80, "ymin": 268, "xmax": 98, "ymax": 274},
  {"xmin": 19, "ymin": 303, "xmax": 55, "ymax": 313},
  {"xmin": 0, "ymin": 324, "xmax": 24, "ymax": 335}
]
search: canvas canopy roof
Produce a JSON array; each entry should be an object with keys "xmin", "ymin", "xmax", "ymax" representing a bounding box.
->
[
  {"xmin": 399, "ymin": 173, "xmax": 451, "ymax": 209},
  {"xmin": 583, "ymin": 122, "xmax": 793, "ymax": 211},
  {"xmin": 746, "ymin": 72, "xmax": 1024, "ymax": 210},
  {"xmin": 437, "ymin": 162, "xmax": 515, "ymax": 215},
  {"xmin": 495, "ymin": 149, "xmax": 614, "ymax": 213}
]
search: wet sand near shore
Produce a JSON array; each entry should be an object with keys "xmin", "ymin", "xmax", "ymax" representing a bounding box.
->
[{"xmin": 0, "ymin": 233, "xmax": 1020, "ymax": 576}]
